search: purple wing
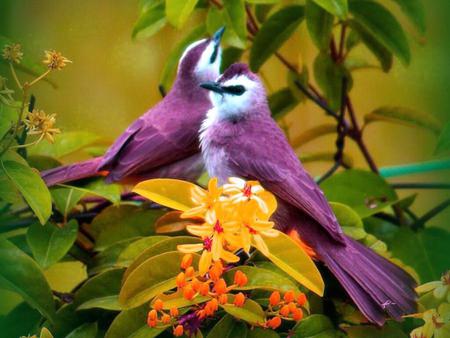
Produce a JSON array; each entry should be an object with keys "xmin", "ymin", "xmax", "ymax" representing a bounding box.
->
[{"xmin": 225, "ymin": 117, "xmax": 345, "ymax": 243}]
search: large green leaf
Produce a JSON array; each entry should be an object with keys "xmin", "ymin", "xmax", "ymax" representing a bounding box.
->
[
  {"xmin": 77, "ymin": 295, "xmax": 120, "ymax": 311},
  {"xmin": 349, "ymin": 20, "xmax": 393, "ymax": 72},
  {"xmin": 28, "ymin": 131, "xmax": 100, "ymax": 158},
  {"xmin": 154, "ymin": 290, "xmax": 209, "ymax": 309},
  {"xmin": 123, "ymin": 236, "xmax": 201, "ymax": 282},
  {"xmin": 0, "ymin": 103, "xmax": 18, "ymax": 140},
  {"xmin": 293, "ymin": 314, "xmax": 337, "ymax": 337},
  {"xmin": 166, "ymin": 0, "xmax": 199, "ymax": 28},
  {"xmin": 330, "ymin": 202, "xmax": 366, "ymax": 240},
  {"xmin": 116, "ymin": 235, "xmax": 169, "ymax": 267},
  {"xmin": 313, "ymin": 0, "xmax": 348, "ymax": 19},
  {"xmin": 390, "ymin": 0, "xmax": 426, "ymax": 34},
  {"xmin": 91, "ymin": 205, "xmax": 164, "ymax": 250},
  {"xmin": 26, "ymin": 220, "xmax": 78, "ymax": 269},
  {"xmin": 206, "ymin": 7, "xmax": 244, "ymax": 49},
  {"xmin": 0, "ymin": 239, "xmax": 55, "ymax": 321},
  {"xmin": 206, "ymin": 315, "xmax": 247, "ymax": 338},
  {"xmin": 387, "ymin": 227, "xmax": 450, "ymax": 282},
  {"xmin": 221, "ymin": 297, "xmax": 266, "ymax": 325},
  {"xmin": 320, "ymin": 169, "xmax": 398, "ymax": 218},
  {"xmin": 223, "ymin": 266, "xmax": 299, "ymax": 292},
  {"xmin": 132, "ymin": 1, "xmax": 166, "ymax": 39},
  {"xmin": 105, "ymin": 305, "xmax": 165, "ymax": 338},
  {"xmin": 59, "ymin": 178, "xmax": 122, "ymax": 204},
  {"xmin": 223, "ymin": 0, "xmax": 247, "ymax": 45},
  {"xmin": 250, "ymin": 6, "xmax": 305, "ymax": 71},
  {"xmin": 260, "ymin": 231, "xmax": 324, "ymax": 296},
  {"xmin": 344, "ymin": 323, "xmax": 407, "ymax": 337},
  {"xmin": 364, "ymin": 106, "xmax": 441, "ymax": 134},
  {"xmin": 159, "ymin": 24, "xmax": 206, "ymax": 90},
  {"xmin": 89, "ymin": 238, "xmax": 137, "ymax": 274},
  {"xmin": 306, "ymin": 0, "xmax": 334, "ymax": 50},
  {"xmin": 0, "ymin": 302, "xmax": 42, "ymax": 338},
  {"xmin": 268, "ymin": 88, "xmax": 299, "ymax": 119},
  {"xmin": 50, "ymin": 187, "xmax": 85, "ymax": 218},
  {"xmin": 119, "ymin": 251, "xmax": 200, "ymax": 309},
  {"xmin": 349, "ymin": 0, "xmax": 410, "ymax": 65},
  {"xmin": 0, "ymin": 159, "xmax": 52, "ymax": 224},
  {"xmin": 435, "ymin": 122, "xmax": 450, "ymax": 156},
  {"xmin": 66, "ymin": 322, "xmax": 98, "ymax": 338}
]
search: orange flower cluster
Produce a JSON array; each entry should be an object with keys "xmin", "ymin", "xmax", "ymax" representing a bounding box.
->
[
  {"xmin": 265, "ymin": 290, "xmax": 307, "ymax": 329},
  {"xmin": 147, "ymin": 298, "xmax": 181, "ymax": 334}
]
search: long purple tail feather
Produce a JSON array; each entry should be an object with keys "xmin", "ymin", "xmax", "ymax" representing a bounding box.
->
[{"xmin": 41, "ymin": 157, "xmax": 103, "ymax": 186}]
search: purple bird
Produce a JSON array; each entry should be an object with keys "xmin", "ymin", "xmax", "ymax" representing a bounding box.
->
[
  {"xmin": 41, "ymin": 27, "xmax": 225, "ymax": 186},
  {"xmin": 199, "ymin": 63, "xmax": 416, "ymax": 325}
]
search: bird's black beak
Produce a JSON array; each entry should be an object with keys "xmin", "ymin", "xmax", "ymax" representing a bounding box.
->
[
  {"xmin": 213, "ymin": 26, "xmax": 225, "ymax": 45},
  {"xmin": 200, "ymin": 81, "xmax": 225, "ymax": 94}
]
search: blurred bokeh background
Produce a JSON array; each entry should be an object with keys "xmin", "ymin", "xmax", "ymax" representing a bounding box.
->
[{"xmin": 0, "ymin": 1, "xmax": 448, "ymax": 232}]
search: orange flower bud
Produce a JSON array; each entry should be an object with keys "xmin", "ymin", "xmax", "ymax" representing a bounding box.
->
[
  {"xmin": 185, "ymin": 266, "xmax": 195, "ymax": 278},
  {"xmin": 292, "ymin": 308, "xmax": 303, "ymax": 321},
  {"xmin": 297, "ymin": 293, "xmax": 307, "ymax": 306},
  {"xmin": 233, "ymin": 292, "xmax": 246, "ymax": 307},
  {"xmin": 161, "ymin": 313, "xmax": 171, "ymax": 324},
  {"xmin": 284, "ymin": 290, "xmax": 295, "ymax": 303},
  {"xmin": 209, "ymin": 298, "xmax": 219, "ymax": 311},
  {"xmin": 205, "ymin": 299, "xmax": 218, "ymax": 316},
  {"xmin": 288, "ymin": 302, "xmax": 297, "ymax": 312},
  {"xmin": 176, "ymin": 272, "xmax": 186, "ymax": 288},
  {"xmin": 209, "ymin": 260, "xmax": 224, "ymax": 281},
  {"xmin": 147, "ymin": 319, "xmax": 157, "ymax": 328},
  {"xmin": 214, "ymin": 278, "xmax": 227, "ymax": 295},
  {"xmin": 147, "ymin": 309, "xmax": 157, "ymax": 326},
  {"xmin": 183, "ymin": 284, "xmax": 195, "ymax": 300},
  {"xmin": 219, "ymin": 294, "xmax": 228, "ymax": 304},
  {"xmin": 191, "ymin": 278, "xmax": 202, "ymax": 292},
  {"xmin": 197, "ymin": 309, "xmax": 206, "ymax": 319},
  {"xmin": 199, "ymin": 282, "xmax": 210, "ymax": 296},
  {"xmin": 279, "ymin": 305, "xmax": 290, "ymax": 316},
  {"xmin": 173, "ymin": 324, "xmax": 184, "ymax": 337},
  {"xmin": 269, "ymin": 291, "xmax": 281, "ymax": 306},
  {"xmin": 233, "ymin": 270, "xmax": 248, "ymax": 287},
  {"xmin": 267, "ymin": 316, "xmax": 282, "ymax": 329},
  {"xmin": 181, "ymin": 253, "xmax": 193, "ymax": 270},
  {"xmin": 170, "ymin": 307, "xmax": 179, "ymax": 317},
  {"xmin": 153, "ymin": 298, "xmax": 164, "ymax": 311}
]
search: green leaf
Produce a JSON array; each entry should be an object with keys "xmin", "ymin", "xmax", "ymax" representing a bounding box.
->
[
  {"xmin": 116, "ymin": 235, "xmax": 169, "ymax": 267},
  {"xmin": 28, "ymin": 131, "xmax": 101, "ymax": 158},
  {"xmin": 293, "ymin": 314, "xmax": 337, "ymax": 337},
  {"xmin": 349, "ymin": 20, "xmax": 393, "ymax": 72},
  {"xmin": 349, "ymin": 0, "xmax": 410, "ymax": 65},
  {"xmin": 250, "ymin": 6, "xmax": 305, "ymax": 71},
  {"xmin": 0, "ymin": 302, "xmax": 42, "ymax": 338},
  {"xmin": 123, "ymin": 236, "xmax": 201, "ymax": 281},
  {"xmin": 1, "ymin": 159, "xmax": 52, "ymax": 224},
  {"xmin": 77, "ymin": 295, "xmax": 121, "ymax": 311},
  {"xmin": 40, "ymin": 327, "xmax": 54, "ymax": 338},
  {"xmin": 105, "ymin": 305, "xmax": 165, "ymax": 338},
  {"xmin": 154, "ymin": 290, "xmax": 209, "ymax": 309},
  {"xmin": 435, "ymin": 122, "xmax": 450, "ymax": 156},
  {"xmin": 51, "ymin": 187, "xmax": 85, "ymax": 218},
  {"xmin": 224, "ymin": 266, "xmax": 300, "ymax": 292},
  {"xmin": 320, "ymin": 169, "xmax": 398, "ymax": 218},
  {"xmin": 221, "ymin": 297, "xmax": 266, "ymax": 325},
  {"xmin": 166, "ymin": 0, "xmax": 199, "ymax": 29},
  {"xmin": 91, "ymin": 205, "xmax": 164, "ymax": 250},
  {"xmin": 26, "ymin": 220, "xmax": 78, "ymax": 269},
  {"xmin": 27, "ymin": 155, "xmax": 62, "ymax": 171},
  {"xmin": 344, "ymin": 323, "xmax": 407, "ymax": 338},
  {"xmin": 365, "ymin": 106, "xmax": 442, "ymax": 134},
  {"xmin": 89, "ymin": 239, "xmax": 137, "ymax": 274},
  {"xmin": 261, "ymin": 231, "xmax": 324, "ymax": 296},
  {"xmin": 206, "ymin": 7, "xmax": 244, "ymax": 49},
  {"xmin": 268, "ymin": 88, "xmax": 298, "ymax": 119},
  {"xmin": 0, "ymin": 239, "xmax": 55, "ymax": 321},
  {"xmin": 66, "ymin": 322, "xmax": 98, "ymax": 338},
  {"xmin": 390, "ymin": 0, "xmax": 426, "ymax": 34},
  {"xmin": 306, "ymin": 0, "xmax": 334, "ymax": 50},
  {"xmin": 60, "ymin": 178, "xmax": 122, "ymax": 204},
  {"xmin": 248, "ymin": 327, "xmax": 280, "ymax": 338},
  {"xmin": 387, "ymin": 227, "xmax": 450, "ymax": 282},
  {"xmin": 159, "ymin": 24, "xmax": 206, "ymax": 90},
  {"xmin": 330, "ymin": 202, "xmax": 366, "ymax": 240},
  {"xmin": 313, "ymin": 0, "xmax": 348, "ymax": 19},
  {"xmin": 0, "ymin": 103, "xmax": 18, "ymax": 140},
  {"xmin": 74, "ymin": 268, "xmax": 124, "ymax": 307},
  {"xmin": 246, "ymin": 0, "xmax": 279, "ymax": 3},
  {"xmin": 221, "ymin": 47, "xmax": 244, "ymax": 72},
  {"xmin": 206, "ymin": 315, "xmax": 246, "ymax": 338},
  {"xmin": 119, "ymin": 251, "xmax": 200, "ymax": 309},
  {"xmin": 223, "ymin": 0, "xmax": 247, "ymax": 44},
  {"xmin": 132, "ymin": 1, "xmax": 166, "ymax": 39},
  {"xmin": 291, "ymin": 123, "xmax": 336, "ymax": 148}
]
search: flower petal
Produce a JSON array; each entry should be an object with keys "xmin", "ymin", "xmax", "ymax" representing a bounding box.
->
[
  {"xmin": 199, "ymin": 250, "xmax": 212, "ymax": 275},
  {"xmin": 177, "ymin": 243, "xmax": 203, "ymax": 253},
  {"xmin": 253, "ymin": 234, "xmax": 269, "ymax": 256},
  {"xmin": 212, "ymin": 234, "xmax": 222, "ymax": 261},
  {"xmin": 220, "ymin": 250, "xmax": 240, "ymax": 263},
  {"xmin": 187, "ymin": 224, "xmax": 212, "ymax": 237}
]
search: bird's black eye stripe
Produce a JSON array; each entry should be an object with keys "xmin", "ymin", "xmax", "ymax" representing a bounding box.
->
[
  {"xmin": 223, "ymin": 85, "xmax": 246, "ymax": 96},
  {"xmin": 210, "ymin": 44, "xmax": 219, "ymax": 63}
]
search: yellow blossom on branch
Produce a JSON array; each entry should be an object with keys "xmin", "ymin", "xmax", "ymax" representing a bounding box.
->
[
  {"xmin": 2, "ymin": 43, "xmax": 23, "ymax": 64},
  {"xmin": 24, "ymin": 109, "xmax": 61, "ymax": 143},
  {"xmin": 43, "ymin": 50, "xmax": 72, "ymax": 70}
]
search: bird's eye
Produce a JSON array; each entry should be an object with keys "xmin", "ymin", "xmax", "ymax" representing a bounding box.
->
[
  {"xmin": 224, "ymin": 85, "xmax": 246, "ymax": 96},
  {"xmin": 209, "ymin": 44, "xmax": 219, "ymax": 63}
]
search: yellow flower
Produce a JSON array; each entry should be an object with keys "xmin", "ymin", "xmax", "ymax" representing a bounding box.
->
[
  {"xmin": 410, "ymin": 304, "xmax": 450, "ymax": 338},
  {"xmin": 181, "ymin": 177, "xmax": 223, "ymax": 222},
  {"xmin": 24, "ymin": 109, "xmax": 61, "ymax": 143},
  {"xmin": 417, "ymin": 271, "xmax": 450, "ymax": 302},
  {"xmin": 43, "ymin": 50, "xmax": 72, "ymax": 70},
  {"xmin": 2, "ymin": 43, "xmax": 23, "ymax": 63},
  {"xmin": 223, "ymin": 177, "xmax": 276, "ymax": 215}
]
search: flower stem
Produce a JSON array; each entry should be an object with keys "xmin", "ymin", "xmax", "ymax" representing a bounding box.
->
[
  {"xmin": 9, "ymin": 62, "xmax": 22, "ymax": 89},
  {"xmin": 27, "ymin": 69, "xmax": 51, "ymax": 87}
]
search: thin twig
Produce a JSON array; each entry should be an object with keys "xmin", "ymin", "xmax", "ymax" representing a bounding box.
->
[
  {"xmin": 293, "ymin": 80, "xmax": 339, "ymax": 120},
  {"xmin": 412, "ymin": 198, "xmax": 450, "ymax": 229}
]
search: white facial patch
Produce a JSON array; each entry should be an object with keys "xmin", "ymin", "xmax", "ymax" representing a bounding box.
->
[{"xmin": 209, "ymin": 75, "xmax": 259, "ymax": 121}]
